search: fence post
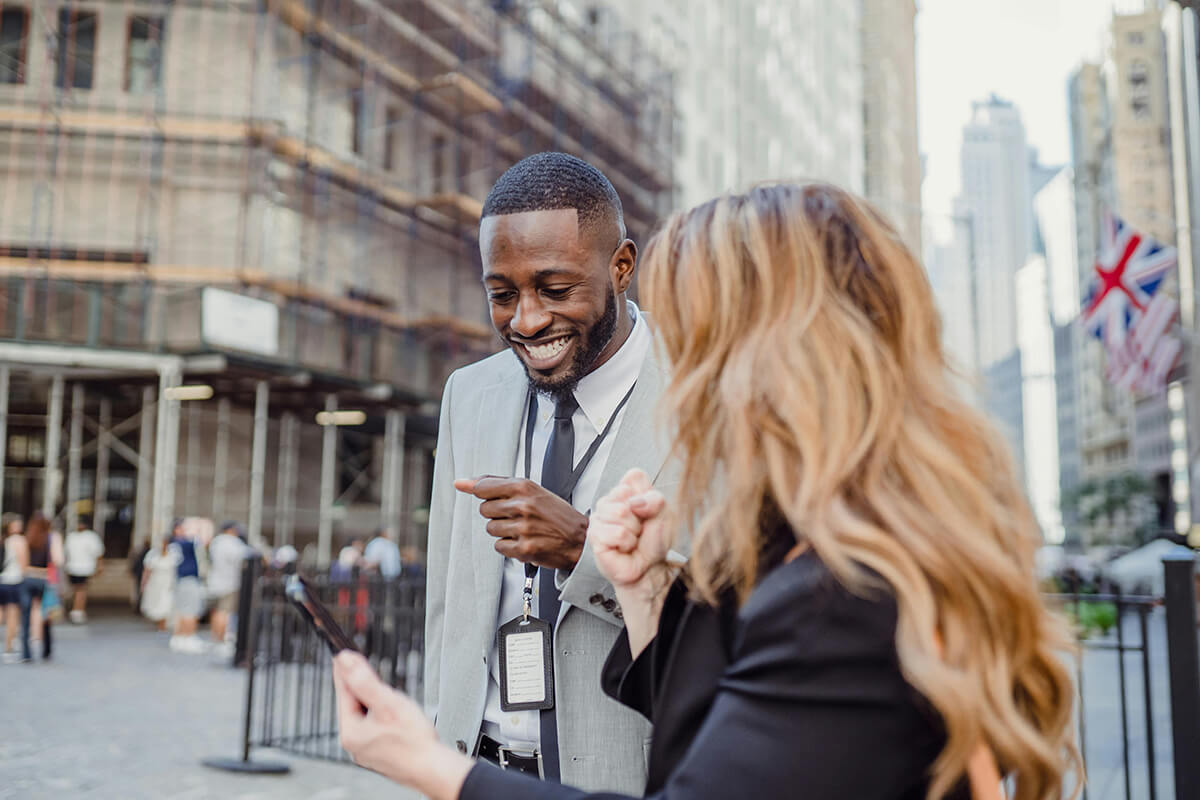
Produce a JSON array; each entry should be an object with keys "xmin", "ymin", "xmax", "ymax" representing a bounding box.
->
[
  {"xmin": 201, "ymin": 556, "xmax": 290, "ymax": 775},
  {"xmin": 1163, "ymin": 548, "xmax": 1200, "ymax": 800},
  {"xmin": 232, "ymin": 554, "xmax": 259, "ymax": 668}
]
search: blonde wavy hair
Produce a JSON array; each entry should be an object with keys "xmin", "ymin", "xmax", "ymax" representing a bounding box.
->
[{"xmin": 640, "ymin": 183, "xmax": 1080, "ymax": 800}]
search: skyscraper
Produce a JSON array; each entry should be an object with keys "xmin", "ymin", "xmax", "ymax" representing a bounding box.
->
[
  {"xmin": 861, "ymin": 0, "xmax": 922, "ymax": 253},
  {"xmin": 603, "ymin": 1, "xmax": 865, "ymax": 205},
  {"xmin": 1069, "ymin": 62, "xmax": 1133, "ymax": 483},
  {"xmin": 959, "ymin": 97, "xmax": 1033, "ymax": 369}
]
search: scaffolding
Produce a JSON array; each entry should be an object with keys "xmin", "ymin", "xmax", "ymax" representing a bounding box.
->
[{"xmin": 0, "ymin": 0, "xmax": 676, "ymax": 589}]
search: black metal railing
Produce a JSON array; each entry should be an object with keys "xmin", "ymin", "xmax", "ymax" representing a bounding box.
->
[
  {"xmin": 237, "ymin": 560, "xmax": 425, "ymax": 765},
  {"xmin": 216, "ymin": 550, "xmax": 1200, "ymax": 796},
  {"xmin": 1048, "ymin": 591, "xmax": 1162, "ymax": 800}
]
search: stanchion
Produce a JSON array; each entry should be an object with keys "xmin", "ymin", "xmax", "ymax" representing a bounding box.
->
[
  {"xmin": 202, "ymin": 556, "xmax": 291, "ymax": 775},
  {"xmin": 1162, "ymin": 548, "xmax": 1200, "ymax": 800}
]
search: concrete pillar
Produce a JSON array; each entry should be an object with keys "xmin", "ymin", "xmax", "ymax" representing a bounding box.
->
[
  {"xmin": 42, "ymin": 374, "xmax": 64, "ymax": 520},
  {"xmin": 248, "ymin": 381, "xmax": 269, "ymax": 548},
  {"xmin": 133, "ymin": 386, "xmax": 155, "ymax": 549},
  {"xmin": 95, "ymin": 397, "xmax": 111, "ymax": 541},
  {"xmin": 0, "ymin": 366, "xmax": 9, "ymax": 523},
  {"xmin": 150, "ymin": 369, "xmax": 180, "ymax": 548},
  {"xmin": 318, "ymin": 394, "xmax": 337, "ymax": 569},
  {"xmin": 275, "ymin": 411, "xmax": 297, "ymax": 547},
  {"xmin": 212, "ymin": 397, "xmax": 230, "ymax": 523},
  {"xmin": 381, "ymin": 409, "xmax": 405, "ymax": 536},
  {"xmin": 66, "ymin": 383, "xmax": 84, "ymax": 532},
  {"xmin": 185, "ymin": 402, "xmax": 201, "ymax": 515}
]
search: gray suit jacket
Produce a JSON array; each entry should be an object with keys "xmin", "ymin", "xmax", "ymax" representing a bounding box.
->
[{"xmin": 424, "ymin": 345, "xmax": 674, "ymax": 795}]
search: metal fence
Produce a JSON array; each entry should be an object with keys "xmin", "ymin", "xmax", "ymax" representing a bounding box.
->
[
  {"xmin": 236, "ymin": 560, "xmax": 426, "ymax": 765},
  {"xmin": 1049, "ymin": 591, "xmax": 1163, "ymax": 800},
  {"xmin": 217, "ymin": 552, "xmax": 1200, "ymax": 797}
]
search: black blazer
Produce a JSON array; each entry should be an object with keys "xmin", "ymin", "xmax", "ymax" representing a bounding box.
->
[{"xmin": 460, "ymin": 547, "xmax": 970, "ymax": 800}]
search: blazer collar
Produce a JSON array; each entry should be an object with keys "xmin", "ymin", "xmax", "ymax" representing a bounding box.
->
[{"xmin": 471, "ymin": 359, "xmax": 529, "ymax": 606}]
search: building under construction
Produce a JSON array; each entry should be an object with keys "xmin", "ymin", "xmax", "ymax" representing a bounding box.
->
[{"xmin": 0, "ymin": 0, "xmax": 675, "ymax": 593}]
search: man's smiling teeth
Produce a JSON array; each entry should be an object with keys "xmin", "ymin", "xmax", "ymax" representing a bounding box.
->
[{"xmin": 525, "ymin": 336, "xmax": 570, "ymax": 360}]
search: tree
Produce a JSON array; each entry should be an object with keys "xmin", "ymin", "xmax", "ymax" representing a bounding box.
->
[{"xmin": 1061, "ymin": 472, "xmax": 1158, "ymax": 548}]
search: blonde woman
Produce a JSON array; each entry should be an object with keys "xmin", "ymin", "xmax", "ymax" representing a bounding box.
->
[{"xmin": 331, "ymin": 183, "xmax": 1080, "ymax": 800}]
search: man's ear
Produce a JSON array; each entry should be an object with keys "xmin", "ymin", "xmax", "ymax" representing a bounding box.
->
[{"xmin": 610, "ymin": 238, "xmax": 638, "ymax": 294}]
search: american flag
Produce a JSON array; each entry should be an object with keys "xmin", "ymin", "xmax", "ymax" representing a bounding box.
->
[{"xmin": 1080, "ymin": 213, "xmax": 1180, "ymax": 394}]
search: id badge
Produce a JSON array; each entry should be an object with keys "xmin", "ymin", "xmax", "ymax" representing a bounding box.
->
[{"xmin": 498, "ymin": 616, "xmax": 555, "ymax": 712}]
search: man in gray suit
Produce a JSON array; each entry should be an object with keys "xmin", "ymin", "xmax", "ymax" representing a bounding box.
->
[{"xmin": 424, "ymin": 152, "xmax": 672, "ymax": 794}]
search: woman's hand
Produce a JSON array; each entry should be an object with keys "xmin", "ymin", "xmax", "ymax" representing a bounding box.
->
[
  {"xmin": 590, "ymin": 469, "xmax": 676, "ymax": 657},
  {"xmin": 333, "ymin": 651, "xmax": 473, "ymax": 799},
  {"xmin": 591, "ymin": 468, "xmax": 673, "ymax": 594}
]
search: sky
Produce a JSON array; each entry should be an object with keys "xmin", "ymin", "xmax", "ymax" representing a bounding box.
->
[{"xmin": 917, "ymin": 0, "xmax": 1121, "ymax": 243}]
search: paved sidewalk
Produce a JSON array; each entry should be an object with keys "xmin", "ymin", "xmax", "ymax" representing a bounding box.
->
[{"xmin": 0, "ymin": 609, "xmax": 409, "ymax": 799}]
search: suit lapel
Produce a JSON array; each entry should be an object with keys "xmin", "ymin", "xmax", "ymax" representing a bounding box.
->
[
  {"xmin": 471, "ymin": 364, "xmax": 529, "ymax": 611},
  {"xmin": 594, "ymin": 343, "xmax": 671, "ymax": 495}
]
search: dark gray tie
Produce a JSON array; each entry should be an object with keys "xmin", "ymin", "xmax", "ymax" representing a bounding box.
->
[{"xmin": 536, "ymin": 392, "xmax": 576, "ymax": 781}]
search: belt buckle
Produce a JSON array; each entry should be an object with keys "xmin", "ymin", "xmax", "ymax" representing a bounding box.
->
[{"xmin": 498, "ymin": 745, "xmax": 544, "ymax": 779}]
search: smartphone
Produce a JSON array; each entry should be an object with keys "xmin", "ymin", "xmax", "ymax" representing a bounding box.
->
[{"xmin": 284, "ymin": 573, "xmax": 360, "ymax": 655}]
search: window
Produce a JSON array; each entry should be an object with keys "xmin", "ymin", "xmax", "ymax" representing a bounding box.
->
[
  {"xmin": 126, "ymin": 16, "xmax": 164, "ymax": 93},
  {"xmin": 0, "ymin": 6, "xmax": 29, "ymax": 85},
  {"xmin": 55, "ymin": 8, "xmax": 97, "ymax": 90},
  {"xmin": 1127, "ymin": 31, "xmax": 1144, "ymax": 46},
  {"xmin": 383, "ymin": 106, "xmax": 402, "ymax": 172}
]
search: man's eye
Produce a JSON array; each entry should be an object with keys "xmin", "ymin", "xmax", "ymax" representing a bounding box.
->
[
  {"xmin": 542, "ymin": 288, "xmax": 571, "ymax": 299},
  {"xmin": 488, "ymin": 292, "xmax": 515, "ymax": 303}
]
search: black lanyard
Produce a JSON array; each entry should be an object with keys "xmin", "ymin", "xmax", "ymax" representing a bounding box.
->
[
  {"xmin": 520, "ymin": 382, "xmax": 638, "ymax": 598},
  {"xmin": 522, "ymin": 382, "xmax": 638, "ymax": 500}
]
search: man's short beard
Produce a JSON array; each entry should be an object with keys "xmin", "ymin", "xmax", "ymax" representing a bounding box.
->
[{"xmin": 525, "ymin": 288, "xmax": 619, "ymax": 403}]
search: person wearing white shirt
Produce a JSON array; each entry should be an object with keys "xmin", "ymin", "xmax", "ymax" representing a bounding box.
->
[
  {"xmin": 207, "ymin": 522, "xmax": 250, "ymax": 651},
  {"xmin": 64, "ymin": 517, "xmax": 104, "ymax": 624},
  {"xmin": 422, "ymin": 153, "xmax": 677, "ymax": 793}
]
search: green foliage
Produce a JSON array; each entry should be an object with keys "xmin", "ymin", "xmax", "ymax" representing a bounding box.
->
[
  {"xmin": 1064, "ymin": 600, "xmax": 1118, "ymax": 639},
  {"xmin": 1061, "ymin": 472, "xmax": 1158, "ymax": 546}
]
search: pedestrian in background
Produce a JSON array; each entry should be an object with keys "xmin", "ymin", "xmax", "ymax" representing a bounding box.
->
[
  {"xmin": 169, "ymin": 517, "xmax": 212, "ymax": 654},
  {"xmin": 21, "ymin": 512, "xmax": 63, "ymax": 662},
  {"xmin": 0, "ymin": 516, "xmax": 25, "ymax": 662},
  {"xmin": 140, "ymin": 535, "xmax": 179, "ymax": 631},
  {"xmin": 332, "ymin": 537, "xmax": 365, "ymax": 583},
  {"xmin": 65, "ymin": 515, "xmax": 105, "ymax": 624},
  {"xmin": 207, "ymin": 521, "xmax": 249, "ymax": 655},
  {"xmin": 363, "ymin": 528, "xmax": 401, "ymax": 579}
]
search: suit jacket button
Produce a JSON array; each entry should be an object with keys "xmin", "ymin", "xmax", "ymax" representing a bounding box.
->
[
  {"xmin": 456, "ymin": 740, "xmax": 468, "ymax": 754},
  {"xmin": 602, "ymin": 598, "xmax": 616, "ymax": 612},
  {"xmin": 614, "ymin": 608, "xmax": 624, "ymax": 620},
  {"xmin": 589, "ymin": 593, "xmax": 604, "ymax": 605}
]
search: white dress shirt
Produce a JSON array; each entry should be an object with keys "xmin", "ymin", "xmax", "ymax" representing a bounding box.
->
[{"xmin": 481, "ymin": 300, "xmax": 650, "ymax": 752}]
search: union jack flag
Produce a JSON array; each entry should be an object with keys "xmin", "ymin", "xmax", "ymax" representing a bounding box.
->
[{"xmin": 1080, "ymin": 212, "xmax": 1180, "ymax": 393}]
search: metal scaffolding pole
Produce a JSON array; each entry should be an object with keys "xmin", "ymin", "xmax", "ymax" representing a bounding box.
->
[
  {"xmin": 248, "ymin": 381, "xmax": 269, "ymax": 548},
  {"xmin": 381, "ymin": 409, "xmax": 405, "ymax": 536},
  {"xmin": 185, "ymin": 402, "xmax": 201, "ymax": 515},
  {"xmin": 275, "ymin": 411, "xmax": 297, "ymax": 548},
  {"xmin": 212, "ymin": 397, "xmax": 230, "ymax": 522},
  {"xmin": 318, "ymin": 394, "xmax": 337, "ymax": 569},
  {"xmin": 150, "ymin": 369, "xmax": 181, "ymax": 548},
  {"xmin": 133, "ymin": 386, "xmax": 155, "ymax": 549},
  {"xmin": 42, "ymin": 374, "xmax": 64, "ymax": 520},
  {"xmin": 95, "ymin": 397, "xmax": 111, "ymax": 541},
  {"xmin": 0, "ymin": 366, "xmax": 9, "ymax": 523},
  {"xmin": 66, "ymin": 383, "xmax": 84, "ymax": 532}
]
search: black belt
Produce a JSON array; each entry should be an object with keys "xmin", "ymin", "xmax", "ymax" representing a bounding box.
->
[{"xmin": 476, "ymin": 734, "xmax": 544, "ymax": 779}]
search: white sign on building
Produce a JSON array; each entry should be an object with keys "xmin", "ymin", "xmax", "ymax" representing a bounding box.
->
[{"xmin": 201, "ymin": 288, "xmax": 279, "ymax": 357}]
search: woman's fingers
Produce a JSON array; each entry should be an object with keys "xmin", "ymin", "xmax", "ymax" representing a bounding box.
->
[
  {"xmin": 628, "ymin": 489, "xmax": 666, "ymax": 520},
  {"xmin": 335, "ymin": 651, "xmax": 393, "ymax": 713}
]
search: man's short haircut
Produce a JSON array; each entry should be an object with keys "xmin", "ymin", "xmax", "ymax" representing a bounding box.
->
[{"xmin": 482, "ymin": 152, "xmax": 626, "ymax": 244}]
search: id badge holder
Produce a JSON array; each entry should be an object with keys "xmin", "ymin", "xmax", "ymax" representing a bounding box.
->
[{"xmin": 498, "ymin": 614, "xmax": 555, "ymax": 712}]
